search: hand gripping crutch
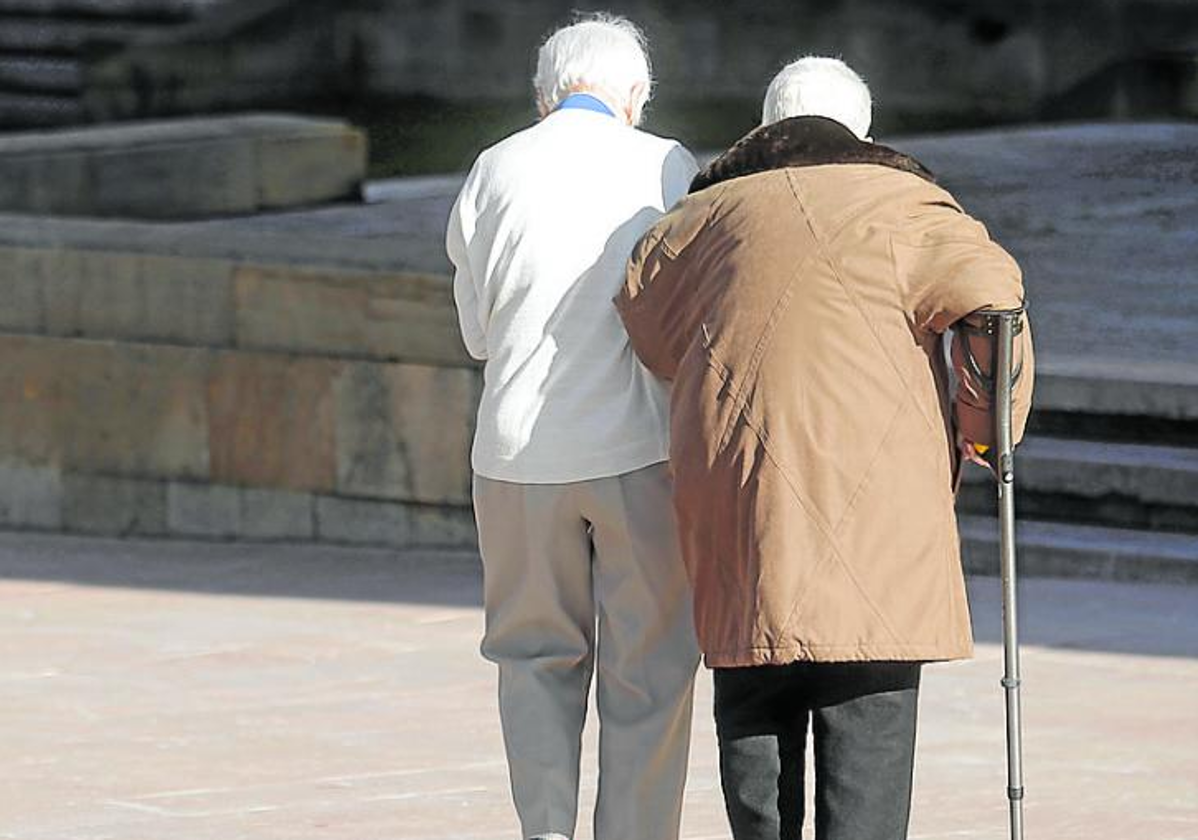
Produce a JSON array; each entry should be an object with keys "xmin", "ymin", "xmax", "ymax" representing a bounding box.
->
[{"xmin": 959, "ymin": 307, "xmax": 1027, "ymax": 840}]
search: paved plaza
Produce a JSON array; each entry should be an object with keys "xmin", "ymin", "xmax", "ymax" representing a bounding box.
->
[{"xmin": 1, "ymin": 530, "xmax": 1196, "ymax": 839}]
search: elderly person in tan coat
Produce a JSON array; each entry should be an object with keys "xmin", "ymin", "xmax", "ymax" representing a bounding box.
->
[{"xmin": 616, "ymin": 57, "xmax": 1034, "ymax": 840}]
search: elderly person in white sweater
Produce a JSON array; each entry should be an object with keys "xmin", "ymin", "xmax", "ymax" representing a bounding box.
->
[{"xmin": 445, "ymin": 13, "xmax": 700, "ymax": 840}]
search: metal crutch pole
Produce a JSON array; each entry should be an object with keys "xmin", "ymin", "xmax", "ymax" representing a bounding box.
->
[
  {"xmin": 967, "ymin": 308, "xmax": 1026, "ymax": 840},
  {"xmin": 959, "ymin": 307, "xmax": 1026, "ymax": 840},
  {"xmin": 993, "ymin": 309, "xmax": 1025, "ymax": 840}
]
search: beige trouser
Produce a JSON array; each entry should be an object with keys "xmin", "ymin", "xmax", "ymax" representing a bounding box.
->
[{"xmin": 473, "ymin": 462, "xmax": 700, "ymax": 840}]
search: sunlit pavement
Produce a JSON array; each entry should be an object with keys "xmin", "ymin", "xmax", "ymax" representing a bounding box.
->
[{"xmin": 1, "ymin": 530, "xmax": 1195, "ymax": 840}]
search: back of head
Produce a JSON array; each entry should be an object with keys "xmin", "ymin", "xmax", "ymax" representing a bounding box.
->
[
  {"xmin": 534, "ymin": 13, "xmax": 653, "ymax": 125},
  {"xmin": 761, "ymin": 56, "xmax": 872, "ymax": 140}
]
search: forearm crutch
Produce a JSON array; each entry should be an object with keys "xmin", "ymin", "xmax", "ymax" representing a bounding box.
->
[{"xmin": 959, "ymin": 307, "xmax": 1027, "ymax": 840}]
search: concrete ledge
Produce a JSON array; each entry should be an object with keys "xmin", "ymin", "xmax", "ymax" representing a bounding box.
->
[
  {"xmin": 1035, "ymin": 358, "xmax": 1198, "ymax": 421},
  {"xmin": 0, "ymin": 114, "xmax": 367, "ymax": 218},
  {"xmin": 0, "ymin": 246, "xmax": 473, "ymax": 367},
  {"xmin": 960, "ymin": 515, "xmax": 1198, "ymax": 584}
]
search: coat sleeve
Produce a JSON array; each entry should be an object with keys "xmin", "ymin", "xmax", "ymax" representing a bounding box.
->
[
  {"xmin": 893, "ymin": 197, "xmax": 1035, "ymax": 446},
  {"xmin": 445, "ymin": 175, "xmax": 488, "ymax": 361},
  {"xmin": 616, "ymin": 222, "xmax": 681, "ymax": 381}
]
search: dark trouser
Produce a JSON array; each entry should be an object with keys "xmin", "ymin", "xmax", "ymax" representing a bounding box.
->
[{"xmin": 713, "ymin": 661, "xmax": 922, "ymax": 840}]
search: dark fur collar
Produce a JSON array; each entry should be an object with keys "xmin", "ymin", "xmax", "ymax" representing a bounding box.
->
[{"xmin": 690, "ymin": 115, "xmax": 935, "ymax": 194}]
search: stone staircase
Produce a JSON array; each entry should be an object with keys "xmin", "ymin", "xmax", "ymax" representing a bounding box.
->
[
  {"xmin": 0, "ymin": 0, "xmax": 237, "ymax": 128},
  {"xmin": 0, "ymin": 0, "xmax": 203, "ymax": 127},
  {"xmin": 958, "ymin": 362, "xmax": 1198, "ymax": 583}
]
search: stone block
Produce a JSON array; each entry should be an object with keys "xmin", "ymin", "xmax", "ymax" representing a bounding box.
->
[
  {"xmin": 85, "ymin": 139, "xmax": 258, "ymax": 218},
  {"xmin": 167, "ymin": 482, "xmax": 240, "ymax": 538},
  {"xmin": 0, "ymin": 459, "xmax": 62, "ymax": 529},
  {"xmin": 0, "ymin": 114, "xmax": 366, "ymax": 218},
  {"xmin": 0, "ymin": 247, "xmax": 48, "ymax": 333},
  {"xmin": 42, "ymin": 249, "xmax": 235, "ymax": 346},
  {"xmin": 0, "ymin": 335, "xmax": 211, "ymax": 479},
  {"xmin": 233, "ymin": 265, "xmax": 472, "ymax": 366},
  {"xmin": 333, "ymin": 361, "xmax": 477, "ymax": 505},
  {"xmin": 62, "ymin": 473, "xmax": 167, "ymax": 536},
  {"xmin": 239, "ymin": 487, "xmax": 314, "ymax": 540},
  {"xmin": 409, "ymin": 504, "xmax": 477, "ymax": 548},
  {"xmin": 315, "ymin": 495, "xmax": 410, "ymax": 546},
  {"xmin": 206, "ymin": 353, "xmax": 340, "ymax": 493},
  {"xmin": 255, "ymin": 129, "xmax": 365, "ymax": 210}
]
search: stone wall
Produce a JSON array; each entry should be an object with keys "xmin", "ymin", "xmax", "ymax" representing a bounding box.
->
[
  {"xmin": 76, "ymin": 0, "xmax": 1198, "ymax": 130},
  {"xmin": 0, "ymin": 243, "xmax": 481, "ymax": 548},
  {"xmin": 348, "ymin": 0, "xmax": 1198, "ymax": 122}
]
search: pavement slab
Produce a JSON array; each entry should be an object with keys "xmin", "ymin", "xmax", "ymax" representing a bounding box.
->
[{"xmin": 1, "ymin": 530, "xmax": 1196, "ymax": 839}]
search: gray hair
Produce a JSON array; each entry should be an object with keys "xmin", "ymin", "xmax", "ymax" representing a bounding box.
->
[
  {"xmin": 762, "ymin": 56, "xmax": 873, "ymax": 139},
  {"xmin": 533, "ymin": 13, "xmax": 653, "ymax": 124}
]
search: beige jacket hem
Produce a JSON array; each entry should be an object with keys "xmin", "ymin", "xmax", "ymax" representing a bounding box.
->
[{"xmin": 703, "ymin": 639, "xmax": 975, "ymax": 669}]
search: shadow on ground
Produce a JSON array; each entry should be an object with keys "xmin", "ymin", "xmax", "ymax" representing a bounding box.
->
[{"xmin": 2, "ymin": 530, "xmax": 1196, "ymax": 660}]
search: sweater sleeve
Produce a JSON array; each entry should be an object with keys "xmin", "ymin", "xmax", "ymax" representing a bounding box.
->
[
  {"xmin": 661, "ymin": 143, "xmax": 700, "ymax": 209},
  {"xmin": 445, "ymin": 175, "xmax": 488, "ymax": 361},
  {"xmin": 893, "ymin": 196, "xmax": 1034, "ymax": 446}
]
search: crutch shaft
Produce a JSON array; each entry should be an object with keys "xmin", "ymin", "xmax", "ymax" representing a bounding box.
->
[{"xmin": 994, "ymin": 311, "xmax": 1025, "ymax": 840}]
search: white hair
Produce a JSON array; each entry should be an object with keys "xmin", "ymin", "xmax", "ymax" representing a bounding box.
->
[
  {"xmin": 761, "ymin": 56, "xmax": 873, "ymax": 140},
  {"xmin": 533, "ymin": 13, "xmax": 653, "ymax": 125}
]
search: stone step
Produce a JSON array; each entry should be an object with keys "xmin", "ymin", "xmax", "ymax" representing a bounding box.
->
[
  {"xmin": 0, "ymin": 89, "xmax": 83, "ymax": 125},
  {"xmin": 0, "ymin": 113, "xmax": 367, "ymax": 217},
  {"xmin": 0, "ymin": 0, "xmax": 201, "ymax": 19},
  {"xmin": 0, "ymin": 54, "xmax": 82, "ymax": 94},
  {"xmin": 958, "ymin": 515, "xmax": 1198, "ymax": 584},
  {"xmin": 961, "ymin": 436, "xmax": 1198, "ymax": 507},
  {"xmin": 0, "ymin": 18, "xmax": 163, "ymax": 55},
  {"xmin": 958, "ymin": 435, "xmax": 1198, "ymax": 534},
  {"xmin": 1032, "ymin": 358, "xmax": 1198, "ymax": 442}
]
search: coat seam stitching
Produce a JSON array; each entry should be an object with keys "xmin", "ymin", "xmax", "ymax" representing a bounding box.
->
[{"xmin": 740, "ymin": 410, "xmax": 907, "ymax": 649}]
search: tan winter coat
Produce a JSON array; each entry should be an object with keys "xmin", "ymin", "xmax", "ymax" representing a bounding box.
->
[{"xmin": 616, "ymin": 116, "xmax": 1034, "ymax": 667}]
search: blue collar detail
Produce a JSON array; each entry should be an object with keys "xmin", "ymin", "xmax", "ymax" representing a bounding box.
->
[{"xmin": 555, "ymin": 93, "xmax": 617, "ymax": 118}]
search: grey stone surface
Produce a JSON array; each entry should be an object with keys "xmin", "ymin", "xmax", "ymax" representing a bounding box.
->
[
  {"xmin": 961, "ymin": 435, "xmax": 1198, "ymax": 505},
  {"xmin": 2, "ymin": 243, "xmax": 469, "ymax": 365},
  {"xmin": 332, "ymin": 362, "xmax": 477, "ymax": 506},
  {"xmin": 894, "ymin": 123, "xmax": 1198, "ymax": 368},
  {"xmin": 959, "ymin": 514, "xmax": 1198, "ymax": 583},
  {"xmin": 0, "ymin": 335, "xmax": 212, "ymax": 480},
  {"xmin": 1035, "ymin": 357, "xmax": 1198, "ymax": 420},
  {"xmin": 409, "ymin": 503, "xmax": 477, "ymax": 548},
  {"xmin": 0, "ymin": 247, "xmax": 47, "ymax": 333},
  {"xmin": 0, "ymin": 459, "xmax": 61, "ymax": 529},
  {"xmin": 232, "ymin": 263, "xmax": 473, "ymax": 367},
  {"xmin": 6, "ymin": 122, "xmax": 1191, "ymax": 365},
  {"xmin": 255, "ymin": 130, "xmax": 368, "ymax": 211},
  {"xmin": 0, "ymin": 530, "xmax": 1195, "ymax": 839},
  {"xmin": 61, "ymin": 473, "xmax": 167, "ymax": 536},
  {"xmin": 41, "ymin": 249, "xmax": 235, "ymax": 346},
  {"xmin": 0, "ymin": 0, "xmax": 205, "ymax": 15},
  {"xmin": 167, "ymin": 481, "xmax": 241, "ymax": 538},
  {"xmin": 315, "ymin": 495, "xmax": 411, "ymax": 546},
  {"xmin": 0, "ymin": 114, "xmax": 366, "ymax": 217},
  {"xmin": 238, "ymin": 487, "xmax": 313, "ymax": 541}
]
